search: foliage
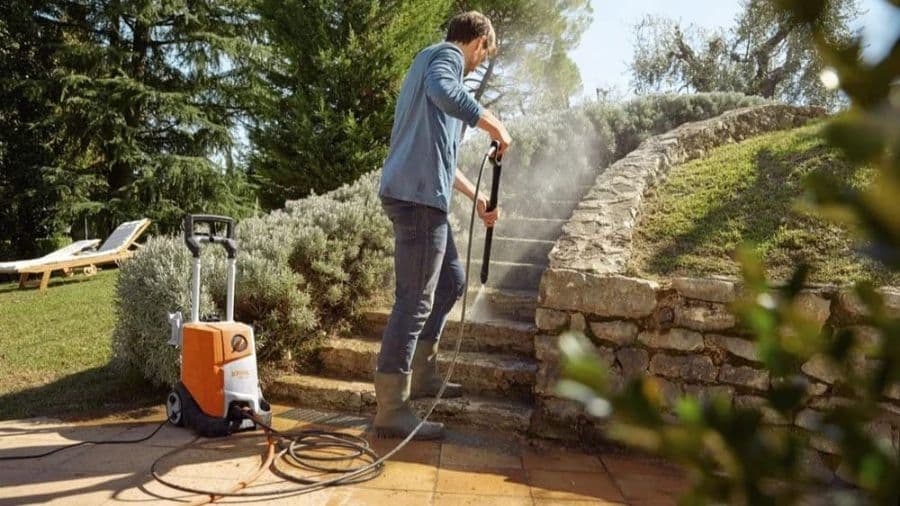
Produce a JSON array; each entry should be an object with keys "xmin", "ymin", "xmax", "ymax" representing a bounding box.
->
[
  {"xmin": 558, "ymin": 1, "xmax": 900, "ymax": 504},
  {"xmin": 631, "ymin": 123, "xmax": 897, "ymax": 285},
  {"xmin": 629, "ymin": 0, "xmax": 860, "ymax": 109},
  {"xmin": 0, "ymin": 1, "xmax": 68, "ymax": 259},
  {"xmin": 0, "ymin": 0, "xmax": 262, "ymax": 255},
  {"xmin": 248, "ymin": 0, "xmax": 451, "ymax": 209},
  {"xmin": 456, "ymin": 0, "xmax": 593, "ymax": 115},
  {"xmin": 112, "ymin": 171, "xmax": 392, "ymax": 386}
]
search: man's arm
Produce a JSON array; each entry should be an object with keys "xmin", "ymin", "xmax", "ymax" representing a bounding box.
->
[
  {"xmin": 424, "ymin": 48, "xmax": 483, "ymax": 128},
  {"xmin": 455, "ymin": 168, "xmax": 499, "ymax": 227},
  {"xmin": 453, "ymin": 168, "xmax": 480, "ymax": 201}
]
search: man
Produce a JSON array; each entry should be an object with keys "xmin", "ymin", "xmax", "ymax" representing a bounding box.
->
[{"xmin": 375, "ymin": 11, "xmax": 512, "ymax": 440}]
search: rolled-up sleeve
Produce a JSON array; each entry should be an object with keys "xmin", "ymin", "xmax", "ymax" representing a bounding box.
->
[{"xmin": 424, "ymin": 48, "xmax": 483, "ymax": 128}]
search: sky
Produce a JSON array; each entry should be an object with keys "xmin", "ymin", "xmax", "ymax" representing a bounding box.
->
[{"xmin": 569, "ymin": 0, "xmax": 900, "ymax": 103}]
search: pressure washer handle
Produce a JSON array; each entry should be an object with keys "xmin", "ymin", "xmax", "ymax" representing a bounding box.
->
[
  {"xmin": 183, "ymin": 214, "xmax": 238, "ymax": 259},
  {"xmin": 480, "ymin": 142, "xmax": 503, "ymax": 284}
]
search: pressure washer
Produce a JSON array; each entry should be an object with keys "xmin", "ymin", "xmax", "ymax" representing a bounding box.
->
[{"xmin": 165, "ymin": 214, "xmax": 272, "ymax": 437}]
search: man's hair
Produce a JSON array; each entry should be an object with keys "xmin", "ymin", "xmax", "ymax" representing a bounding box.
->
[{"xmin": 446, "ymin": 11, "xmax": 496, "ymax": 55}]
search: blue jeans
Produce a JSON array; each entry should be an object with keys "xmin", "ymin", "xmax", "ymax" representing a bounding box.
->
[{"xmin": 377, "ymin": 197, "xmax": 466, "ymax": 374}]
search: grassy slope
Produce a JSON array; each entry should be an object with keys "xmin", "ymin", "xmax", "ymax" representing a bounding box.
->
[
  {"xmin": 630, "ymin": 122, "xmax": 898, "ymax": 285},
  {"xmin": 0, "ymin": 270, "xmax": 163, "ymax": 420}
]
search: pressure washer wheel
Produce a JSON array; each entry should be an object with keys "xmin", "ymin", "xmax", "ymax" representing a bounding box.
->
[{"xmin": 165, "ymin": 390, "xmax": 185, "ymax": 426}]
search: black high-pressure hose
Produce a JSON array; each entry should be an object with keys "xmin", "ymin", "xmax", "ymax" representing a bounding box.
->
[{"xmin": 145, "ymin": 140, "xmax": 505, "ymax": 501}]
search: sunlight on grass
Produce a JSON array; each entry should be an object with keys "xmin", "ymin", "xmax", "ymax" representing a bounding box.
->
[
  {"xmin": 629, "ymin": 123, "xmax": 896, "ymax": 285},
  {"xmin": 0, "ymin": 270, "xmax": 162, "ymax": 419}
]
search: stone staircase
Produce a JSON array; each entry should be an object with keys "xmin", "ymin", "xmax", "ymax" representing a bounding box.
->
[{"xmin": 269, "ymin": 164, "xmax": 596, "ymax": 433}]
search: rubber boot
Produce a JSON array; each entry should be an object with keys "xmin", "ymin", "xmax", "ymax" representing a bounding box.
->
[
  {"xmin": 410, "ymin": 339, "xmax": 463, "ymax": 399},
  {"xmin": 373, "ymin": 372, "xmax": 444, "ymax": 439}
]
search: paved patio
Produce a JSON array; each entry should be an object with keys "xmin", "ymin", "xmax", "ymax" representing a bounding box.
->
[{"xmin": 0, "ymin": 404, "xmax": 688, "ymax": 505}]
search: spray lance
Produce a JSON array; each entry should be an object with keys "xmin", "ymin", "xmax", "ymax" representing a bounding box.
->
[{"xmin": 480, "ymin": 140, "xmax": 503, "ymax": 284}]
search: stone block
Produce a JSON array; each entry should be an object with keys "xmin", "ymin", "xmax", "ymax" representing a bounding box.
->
[
  {"xmin": 539, "ymin": 270, "xmax": 658, "ymax": 318},
  {"xmin": 535, "ymin": 308, "xmax": 569, "ymax": 332},
  {"xmin": 837, "ymin": 287, "xmax": 900, "ymax": 319},
  {"xmin": 734, "ymin": 395, "xmax": 789, "ymax": 425},
  {"xmin": 801, "ymin": 355, "xmax": 842, "ymax": 385},
  {"xmin": 589, "ymin": 320, "xmax": 638, "ymax": 346},
  {"xmin": 637, "ymin": 328, "xmax": 704, "ymax": 351},
  {"xmin": 671, "ymin": 277, "xmax": 737, "ymax": 303},
  {"xmin": 683, "ymin": 384, "xmax": 735, "ymax": 404},
  {"xmin": 570, "ymin": 312, "xmax": 587, "ymax": 333},
  {"xmin": 795, "ymin": 408, "xmax": 824, "ymax": 431},
  {"xmin": 675, "ymin": 303, "xmax": 737, "ymax": 332},
  {"xmin": 648, "ymin": 354, "xmax": 717, "ymax": 382},
  {"xmin": 616, "ymin": 347, "xmax": 649, "ymax": 379},
  {"xmin": 795, "ymin": 292, "xmax": 831, "ymax": 329},
  {"xmin": 648, "ymin": 376, "xmax": 682, "ymax": 408},
  {"xmin": 718, "ymin": 364, "xmax": 769, "ymax": 390},
  {"xmin": 704, "ymin": 334, "xmax": 759, "ymax": 362}
]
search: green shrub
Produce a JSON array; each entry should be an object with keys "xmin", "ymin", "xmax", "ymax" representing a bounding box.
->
[
  {"xmin": 112, "ymin": 171, "xmax": 391, "ymax": 386},
  {"xmin": 111, "ymin": 236, "xmax": 217, "ymax": 386}
]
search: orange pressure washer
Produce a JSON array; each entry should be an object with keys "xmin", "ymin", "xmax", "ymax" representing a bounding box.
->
[{"xmin": 165, "ymin": 214, "xmax": 272, "ymax": 437}]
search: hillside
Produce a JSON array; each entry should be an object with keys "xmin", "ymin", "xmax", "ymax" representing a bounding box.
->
[{"xmin": 629, "ymin": 123, "xmax": 898, "ymax": 285}]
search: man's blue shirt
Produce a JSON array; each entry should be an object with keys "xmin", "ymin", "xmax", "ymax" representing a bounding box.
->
[{"xmin": 379, "ymin": 42, "xmax": 483, "ymax": 213}]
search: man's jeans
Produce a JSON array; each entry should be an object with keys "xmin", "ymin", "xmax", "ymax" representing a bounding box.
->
[{"xmin": 377, "ymin": 197, "xmax": 466, "ymax": 375}]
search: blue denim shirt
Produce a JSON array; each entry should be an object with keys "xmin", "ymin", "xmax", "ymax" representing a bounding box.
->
[{"xmin": 379, "ymin": 42, "xmax": 483, "ymax": 213}]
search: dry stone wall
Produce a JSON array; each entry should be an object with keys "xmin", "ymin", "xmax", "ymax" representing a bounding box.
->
[{"xmin": 533, "ymin": 104, "xmax": 900, "ymax": 475}]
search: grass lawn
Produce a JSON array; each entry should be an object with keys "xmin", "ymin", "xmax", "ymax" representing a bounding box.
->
[
  {"xmin": 630, "ymin": 122, "xmax": 899, "ymax": 285},
  {"xmin": 0, "ymin": 270, "xmax": 164, "ymax": 421}
]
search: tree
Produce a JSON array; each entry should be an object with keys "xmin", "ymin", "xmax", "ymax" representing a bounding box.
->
[
  {"xmin": 28, "ymin": 0, "xmax": 260, "ymax": 238},
  {"xmin": 247, "ymin": 0, "xmax": 450, "ymax": 209},
  {"xmin": 0, "ymin": 1, "xmax": 68, "ymax": 258},
  {"xmin": 456, "ymin": 0, "xmax": 592, "ymax": 115},
  {"xmin": 628, "ymin": 0, "xmax": 861, "ymax": 109}
]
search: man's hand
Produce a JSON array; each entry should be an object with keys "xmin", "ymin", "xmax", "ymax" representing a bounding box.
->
[
  {"xmin": 477, "ymin": 109, "xmax": 512, "ymax": 157},
  {"xmin": 476, "ymin": 194, "xmax": 499, "ymax": 228}
]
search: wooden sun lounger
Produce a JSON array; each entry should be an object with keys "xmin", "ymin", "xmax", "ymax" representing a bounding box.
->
[{"xmin": 12, "ymin": 219, "xmax": 151, "ymax": 292}]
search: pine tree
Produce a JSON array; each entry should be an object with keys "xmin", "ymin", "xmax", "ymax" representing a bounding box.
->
[
  {"xmin": 34, "ymin": 0, "xmax": 262, "ymax": 236},
  {"xmin": 0, "ymin": 1, "xmax": 67, "ymax": 258},
  {"xmin": 249, "ymin": 0, "xmax": 451, "ymax": 209}
]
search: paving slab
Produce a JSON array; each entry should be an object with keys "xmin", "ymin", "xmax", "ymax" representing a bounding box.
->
[{"xmin": 0, "ymin": 403, "xmax": 693, "ymax": 505}]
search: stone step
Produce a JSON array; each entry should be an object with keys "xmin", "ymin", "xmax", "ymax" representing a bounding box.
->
[
  {"xmin": 362, "ymin": 307, "xmax": 537, "ymax": 355},
  {"xmin": 465, "ymin": 236, "xmax": 555, "ymax": 265},
  {"xmin": 461, "ymin": 286, "xmax": 538, "ymax": 324},
  {"xmin": 319, "ymin": 338, "xmax": 537, "ymax": 400},
  {"xmin": 506, "ymin": 199, "xmax": 579, "ymax": 220},
  {"xmin": 496, "ymin": 217, "xmax": 566, "ymax": 241},
  {"xmin": 468, "ymin": 259, "xmax": 546, "ymax": 292},
  {"xmin": 267, "ymin": 374, "xmax": 534, "ymax": 433}
]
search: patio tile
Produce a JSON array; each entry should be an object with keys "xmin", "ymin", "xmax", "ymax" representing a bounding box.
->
[
  {"xmin": 367, "ymin": 436, "xmax": 441, "ymax": 466},
  {"xmin": 533, "ymin": 500, "xmax": 626, "ymax": 505},
  {"xmin": 439, "ymin": 442, "xmax": 522, "ymax": 469},
  {"xmin": 61, "ymin": 440, "xmax": 180, "ymax": 475},
  {"xmin": 434, "ymin": 492, "xmax": 533, "ymax": 505},
  {"xmin": 319, "ymin": 487, "xmax": 433, "ymax": 505},
  {"xmin": 0, "ymin": 470, "xmax": 136, "ymax": 506},
  {"xmin": 528, "ymin": 470, "xmax": 625, "ymax": 503},
  {"xmin": 105, "ymin": 472, "xmax": 240, "ymax": 504},
  {"xmin": 522, "ymin": 446, "xmax": 604, "ymax": 472},
  {"xmin": 114, "ymin": 422, "xmax": 199, "ymax": 448},
  {"xmin": 600, "ymin": 454, "xmax": 682, "ymax": 478},
  {"xmin": 359, "ymin": 460, "xmax": 438, "ymax": 492},
  {"xmin": 436, "ymin": 465, "xmax": 532, "ymax": 497}
]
